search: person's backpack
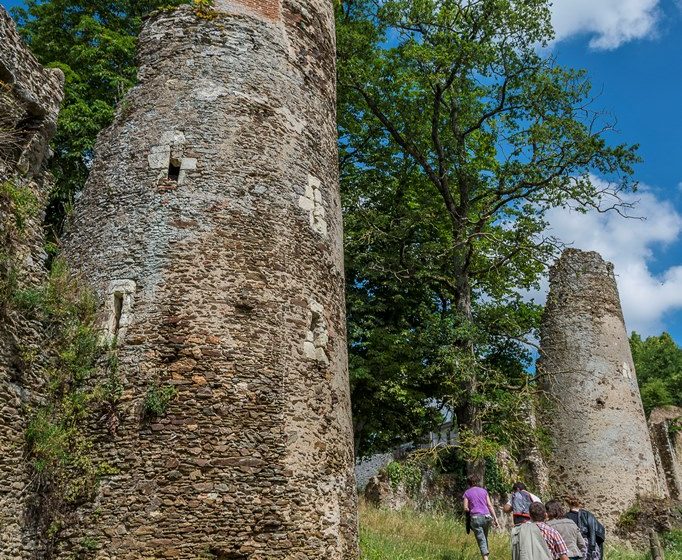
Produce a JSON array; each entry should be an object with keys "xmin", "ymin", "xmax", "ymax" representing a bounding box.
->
[
  {"xmin": 511, "ymin": 522, "xmax": 552, "ymax": 560},
  {"xmin": 511, "ymin": 490, "xmax": 534, "ymax": 516}
]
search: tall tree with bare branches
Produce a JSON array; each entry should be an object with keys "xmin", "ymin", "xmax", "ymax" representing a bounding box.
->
[{"xmin": 338, "ymin": 0, "xmax": 640, "ymax": 465}]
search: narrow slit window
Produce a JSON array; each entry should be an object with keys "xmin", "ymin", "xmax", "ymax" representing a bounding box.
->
[
  {"xmin": 113, "ymin": 293, "xmax": 124, "ymax": 336},
  {"xmin": 168, "ymin": 159, "xmax": 181, "ymax": 181}
]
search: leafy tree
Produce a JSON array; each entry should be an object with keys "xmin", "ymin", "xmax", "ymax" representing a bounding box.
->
[
  {"xmin": 12, "ymin": 0, "xmax": 186, "ymax": 233},
  {"xmin": 338, "ymin": 0, "xmax": 639, "ymax": 462},
  {"xmin": 630, "ymin": 332, "xmax": 682, "ymax": 414}
]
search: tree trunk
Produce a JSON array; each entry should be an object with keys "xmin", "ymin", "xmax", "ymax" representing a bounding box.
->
[{"xmin": 452, "ymin": 261, "xmax": 485, "ymax": 478}]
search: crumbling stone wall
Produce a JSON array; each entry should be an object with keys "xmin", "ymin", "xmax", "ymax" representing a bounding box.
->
[
  {"xmin": 649, "ymin": 406, "xmax": 682, "ymax": 500},
  {"xmin": 0, "ymin": 6, "xmax": 64, "ymax": 557},
  {"xmin": 62, "ymin": 1, "xmax": 358, "ymax": 558},
  {"xmin": 540, "ymin": 249, "xmax": 662, "ymax": 529}
]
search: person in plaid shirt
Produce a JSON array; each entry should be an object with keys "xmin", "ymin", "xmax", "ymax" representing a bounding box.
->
[{"xmin": 530, "ymin": 502, "xmax": 570, "ymax": 560}]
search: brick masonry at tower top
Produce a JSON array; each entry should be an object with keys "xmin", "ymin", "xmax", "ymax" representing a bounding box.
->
[
  {"xmin": 217, "ymin": 0, "xmax": 282, "ymax": 20},
  {"xmin": 62, "ymin": 2, "xmax": 358, "ymax": 558}
]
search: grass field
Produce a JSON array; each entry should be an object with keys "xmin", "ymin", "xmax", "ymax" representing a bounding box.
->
[{"xmin": 358, "ymin": 501, "xmax": 682, "ymax": 560}]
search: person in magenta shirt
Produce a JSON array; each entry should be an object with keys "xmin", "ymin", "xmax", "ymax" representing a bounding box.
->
[{"xmin": 463, "ymin": 474, "xmax": 500, "ymax": 560}]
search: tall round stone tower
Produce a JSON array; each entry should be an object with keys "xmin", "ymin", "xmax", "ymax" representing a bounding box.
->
[
  {"xmin": 63, "ymin": 1, "xmax": 358, "ymax": 558},
  {"xmin": 540, "ymin": 249, "xmax": 661, "ymax": 528}
]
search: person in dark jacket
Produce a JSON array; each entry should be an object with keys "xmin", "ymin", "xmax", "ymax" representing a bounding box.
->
[
  {"xmin": 566, "ymin": 496, "xmax": 605, "ymax": 560},
  {"xmin": 546, "ymin": 500, "xmax": 586, "ymax": 560}
]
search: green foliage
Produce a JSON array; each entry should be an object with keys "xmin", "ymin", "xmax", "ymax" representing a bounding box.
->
[
  {"xmin": 11, "ymin": 0, "xmax": 188, "ymax": 233},
  {"xmin": 17, "ymin": 258, "xmax": 120, "ymax": 550},
  {"xmin": 630, "ymin": 332, "xmax": 682, "ymax": 414},
  {"xmin": 0, "ymin": 180, "xmax": 40, "ymax": 233},
  {"xmin": 338, "ymin": 0, "xmax": 639, "ymax": 461},
  {"xmin": 79, "ymin": 536, "xmax": 98, "ymax": 551},
  {"xmin": 665, "ymin": 530, "xmax": 682, "ymax": 554},
  {"xmin": 143, "ymin": 383, "xmax": 178, "ymax": 420},
  {"xmin": 482, "ymin": 456, "xmax": 509, "ymax": 497},
  {"xmin": 386, "ymin": 460, "xmax": 423, "ymax": 493},
  {"xmin": 617, "ymin": 502, "xmax": 642, "ymax": 532},
  {"xmin": 192, "ymin": 0, "xmax": 217, "ymax": 19}
]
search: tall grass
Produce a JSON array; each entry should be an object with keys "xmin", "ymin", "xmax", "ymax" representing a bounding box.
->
[
  {"xmin": 359, "ymin": 501, "xmax": 510, "ymax": 560},
  {"xmin": 359, "ymin": 501, "xmax": 681, "ymax": 560}
]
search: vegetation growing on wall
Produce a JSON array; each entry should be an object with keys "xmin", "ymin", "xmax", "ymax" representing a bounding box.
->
[
  {"xmin": 0, "ymin": 178, "xmax": 41, "ymax": 327},
  {"xmin": 142, "ymin": 383, "xmax": 178, "ymax": 420},
  {"xmin": 386, "ymin": 460, "xmax": 423, "ymax": 493},
  {"xmin": 14, "ymin": 259, "xmax": 104, "ymax": 550},
  {"xmin": 0, "ymin": 179, "xmax": 40, "ymax": 233},
  {"xmin": 192, "ymin": 0, "xmax": 217, "ymax": 19}
]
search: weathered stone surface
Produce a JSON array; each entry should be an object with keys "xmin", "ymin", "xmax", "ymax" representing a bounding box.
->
[
  {"xmin": 62, "ymin": 2, "xmax": 358, "ymax": 558},
  {"xmin": 649, "ymin": 406, "xmax": 682, "ymax": 500},
  {"xmin": 540, "ymin": 249, "xmax": 662, "ymax": 529},
  {"xmin": 0, "ymin": 6, "xmax": 63, "ymax": 558},
  {"xmin": 0, "ymin": 7, "xmax": 63, "ymax": 181}
]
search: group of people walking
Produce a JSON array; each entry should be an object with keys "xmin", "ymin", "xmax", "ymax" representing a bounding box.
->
[{"xmin": 463, "ymin": 476, "xmax": 605, "ymax": 560}]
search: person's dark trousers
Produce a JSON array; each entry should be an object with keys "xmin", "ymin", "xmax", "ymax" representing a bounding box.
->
[{"xmin": 470, "ymin": 515, "xmax": 492, "ymax": 556}]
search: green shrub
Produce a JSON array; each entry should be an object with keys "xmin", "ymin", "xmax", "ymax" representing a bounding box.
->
[
  {"xmin": 617, "ymin": 502, "xmax": 642, "ymax": 532},
  {"xmin": 0, "ymin": 179, "xmax": 39, "ymax": 232},
  {"xmin": 385, "ymin": 460, "xmax": 423, "ymax": 494},
  {"xmin": 664, "ymin": 530, "xmax": 682, "ymax": 553},
  {"xmin": 192, "ymin": 0, "xmax": 216, "ymax": 18},
  {"xmin": 21, "ymin": 258, "xmax": 115, "ymax": 549},
  {"xmin": 143, "ymin": 384, "xmax": 178, "ymax": 419}
]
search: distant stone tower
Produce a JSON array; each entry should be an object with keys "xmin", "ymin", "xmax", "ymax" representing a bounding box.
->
[
  {"xmin": 63, "ymin": 1, "xmax": 358, "ymax": 558},
  {"xmin": 649, "ymin": 406, "xmax": 682, "ymax": 500},
  {"xmin": 540, "ymin": 249, "xmax": 661, "ymax": 528}
]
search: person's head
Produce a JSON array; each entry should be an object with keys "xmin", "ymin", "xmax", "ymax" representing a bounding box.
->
[
  {"xmin": 468, "ymin": 474, "xmax": 482, "ymax": 487},
  {"xmin": 565, "ymin": 495, "xmax": 583, "ymax": 509},
  {"xmin": 545, "ymin": 499, "xmax": 565, "ymax": 520},
  {"xmin": 512, "ymin": 482, "xmax": 526, "ymax": 492},
  {"xmin": 529, "ymin": 502, "xmax": 547, "ymax": 522}
]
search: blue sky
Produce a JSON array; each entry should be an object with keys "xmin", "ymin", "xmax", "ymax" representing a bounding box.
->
[
  {"xmin": 2, "ymin": 0, "xmax": 22, "ymax": 10},
  {"xmin": 534, "ymin": 0, "xmax": 682, "ymax": 343},
  {"xmin": 2, "ymin": 0, "xmax": 682, "ymax": 341}
]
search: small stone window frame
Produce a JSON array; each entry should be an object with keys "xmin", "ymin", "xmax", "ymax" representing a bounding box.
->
[{"xmin": 105, "ymin": 280, "xmax": 136, "ymax": 342}]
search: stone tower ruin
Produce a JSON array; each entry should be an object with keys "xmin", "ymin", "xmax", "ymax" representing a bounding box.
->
[
  {"xmin": 61, "ymin": 1, "xmax": 358, "ymax": 558},
  {"xmin": 0, "ymin": 7, "xmax": 64, "ymax": 556},
  {"xmin": 540, "ymin": 249, "xmax": 661, "ymax": 528}
]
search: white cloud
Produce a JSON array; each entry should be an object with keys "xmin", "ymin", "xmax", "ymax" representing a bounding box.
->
[
  {"xmin": 530, "ymin": 181, "xmax": 682, "ymax": 336},
  {"xmin": 551, "ymin": 0, "xmax": 661, "ymax": 50}
]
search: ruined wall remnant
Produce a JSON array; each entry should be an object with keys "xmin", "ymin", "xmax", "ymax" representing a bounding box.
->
[
  {"xmin": 62, "ymin": 1, "xmax": 358, "ymax": 558},
  {"xmin": 0, "ymin": 6, "xmax": 64, "ymax": 557},
  {"xmin": 649, "ymin": 406, "xmax": 682, "ymax": 500},
  {"xmin": 540, "ymin": 249, "xmax": 662, "ymax": 529}
]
